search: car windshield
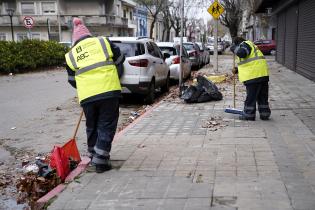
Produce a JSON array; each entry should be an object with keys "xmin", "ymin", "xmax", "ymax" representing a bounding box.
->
[
  {"xmin": 159, "ymin": 47, "xmax": 177, "ymax": 56},
  {"xmin": 183, "ymin": 43, "xmax": 194, "ymax": 51},
  {"xmin": 113, "ymin": 42, "xmax": 145, "ymax": 57}
]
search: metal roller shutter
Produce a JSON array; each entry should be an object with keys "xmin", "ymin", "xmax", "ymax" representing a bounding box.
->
[
  {"xmin": 284, "ymin": 4, "xmax": 298, "ymax": 70},
  {"xmin": 276, "ymin": 12, "xmax": 285, "ymax": 65},
  {"xmin": 296, "ymin": 0, "xmax": 315, "ymax": 81}
]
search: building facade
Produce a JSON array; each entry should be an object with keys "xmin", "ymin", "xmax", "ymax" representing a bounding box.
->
[
  {"xmin": 240, "ymin": 0, "xmax": 276, "ymax": 41},
  {"xmin": 0, "ymin": 0, "xmax": 138, "ymax": 42},
  {"xmin": 134, "ymin": 5, "xmax": 147, "ymax": 37},
  {"xmin": 257, "ymin": 0, "xmax": 315, "ymax": 81}
]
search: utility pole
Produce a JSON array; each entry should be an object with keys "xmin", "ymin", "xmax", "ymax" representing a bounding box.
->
[
  {"xmin": 57, "ymin": 0, "xmax": 62, "ymax": 41},
  {"xmin": 214, "ymin": 18, "xmax": 218, "ymax": 72},
  {"xmin": 6, "ymin": 8, "xmax": 15, "ymax": 42},
  {"xmin": 47, "ymin": 18, "xmax": 51, "ymax": 40},
  {"xmin": 179, "ymin": 0, "xmax": 184, "ymax": 95}
]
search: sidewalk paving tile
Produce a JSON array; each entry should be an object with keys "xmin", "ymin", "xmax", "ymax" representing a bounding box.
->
[{"xmin": 49, "ymin": 58, "xmax": 315, "ymax": 210}]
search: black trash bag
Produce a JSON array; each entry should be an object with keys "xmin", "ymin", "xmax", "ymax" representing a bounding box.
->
[
  {"xmin": 196, "ymin": 75, "xmax": 223, "ymax": 101},
  {"xmin": 181, "ymin": 85, "xmax": 203, "ymax": 103},
  {"xmin": 181, "ymin": 75, "xmax": 223, "ymax": 103}
]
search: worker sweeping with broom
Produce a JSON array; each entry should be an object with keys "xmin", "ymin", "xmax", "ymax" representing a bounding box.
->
[
  {"xmin": 65, "ymin": 18, "xmax": 124, "ymax": 173},
  {"xmin": 230, "ymin": 37, "xmax": 271, "ymax": 121}
]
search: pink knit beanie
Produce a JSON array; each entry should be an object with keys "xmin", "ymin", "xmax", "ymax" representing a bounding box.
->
[{"xmin": 72, "ymin": 18, "xmax": 92, "ymax": 44}]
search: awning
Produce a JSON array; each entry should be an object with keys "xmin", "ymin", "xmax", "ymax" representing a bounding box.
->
[{"xmin": 121, "ymin": 0, "xmax": 137, "ymax": 7}]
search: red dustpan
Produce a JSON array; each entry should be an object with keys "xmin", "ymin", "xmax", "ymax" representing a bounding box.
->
[{"xmin": 62, "ymin": 110, "xmax": 83, "ymax": 162}]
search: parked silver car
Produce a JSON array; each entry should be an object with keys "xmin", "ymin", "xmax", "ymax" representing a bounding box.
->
[
  {"xmin": 206, "ymin": 39, "xmax": 224, "ymax": 55},
  {"xmin": 109, "ymin": 37, "xmax": 170, "ymax": 104},
  {"xmin": 196, "ymin": 42, "xmax": 210, "ymax": 65},
  {"xmin": 157, "ymin": 42, "xmax": 192, "ymax": 80},
  {"xmin": 183, "ymin": 42, "xmax": 202, "ymax": 69}
]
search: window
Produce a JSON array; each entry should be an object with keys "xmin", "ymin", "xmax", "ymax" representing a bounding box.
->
[
  {"xmin": 21, "ymin": 2, "xmax": 35, "ymax": 15},
  {"xmin": 152, "ymin": 43, "xmax": 163, "ymax": 59},
  {"xmin": 113, "ymin": 42, "xmax": 145, "ymax": 57},
  {"xmin": 129, "ymin": 11, "xmax": 132, "ymax": 20},
  {"xmin": 159, "ymin": 47, "xmax": 177, "ymax": 56},
  {"xmin": 147, "ymin": 42, "xmax": 156, "ymax": 57},
  {"xmin": 0, "ymin": 33, "xmax": 6, "ymax": 41},
  {"xmin": 17, "ymin": 33, "xmax": 28, "ymax": 41},
  {"xmin": 116, "ymin": 5, "xmax": 120, "ymax": 16},
  {"xmin": 123, "ymin": 9, "xmax": 126, "ymax": 18},
  {"xmin": 41, "ymin": 2, "xmax": 56, "ymax": 14},
  {"xmin": 31, "ymin": 33, "xmax": 40, "ymax": 40}
]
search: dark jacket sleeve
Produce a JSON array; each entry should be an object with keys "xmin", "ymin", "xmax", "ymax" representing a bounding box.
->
[
  {"xmin": 234, "ymin": 42, "xmax": 252, "ymax": 58},
  {"xmin": 106, "ymin": 38, "xmax": 125, "ymax": 78},
  {"xmin": 66, "ymin": 65, "xmax": 76, "ymax": 88}
]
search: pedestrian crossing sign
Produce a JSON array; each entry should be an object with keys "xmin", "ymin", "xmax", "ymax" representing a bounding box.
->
[{"xmin": 207, "ymin": 0, "xmax": 225, "ymax": 19}]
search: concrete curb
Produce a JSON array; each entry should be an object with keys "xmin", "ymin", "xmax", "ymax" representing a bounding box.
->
[{"xmin": 35, "ymin": 101, "xmax": 161, "ymax": 209}]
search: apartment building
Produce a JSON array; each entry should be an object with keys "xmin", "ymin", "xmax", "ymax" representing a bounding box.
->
[{"xmin": 0, "ymin": 0, "xmax": 138, "ymax": 42}]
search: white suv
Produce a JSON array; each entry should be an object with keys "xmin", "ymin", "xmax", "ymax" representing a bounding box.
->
[{"xmin": 109, "ymin": 37, "xmax": 170, "ymax": 104}]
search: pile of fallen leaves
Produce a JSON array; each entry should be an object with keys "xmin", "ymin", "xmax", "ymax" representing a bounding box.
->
[
  {"xmin": 16, "ymin": 172, "xmax": 61, "ymax": 209},
  {"xmin": 14, "ymin": 153, "xmax": 79, "ymax": 209},
  {"xmin": 202, "ymin": 116, "xmax": 227, "ymax": 131}
]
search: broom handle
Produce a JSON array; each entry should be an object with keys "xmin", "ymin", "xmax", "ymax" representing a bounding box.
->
[
  {"xmin": 73, "ymin": 110, "xmax": 84, "ymax": 139},
  {"xmin": 233, "ymin": 54, "xmax": 236, "ymax": 108}
]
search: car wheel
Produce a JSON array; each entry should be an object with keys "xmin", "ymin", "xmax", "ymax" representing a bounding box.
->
[
  {"xmin": 161, "ymin": 73, "xmax": 170, "ymax": 93},
  {"xmin": 270, "ymin": 49, "xmax": 276, "ymax": 55},
  {"xmin": 145, "ymin": 80, "xmax": 155, "ymax": 105}
]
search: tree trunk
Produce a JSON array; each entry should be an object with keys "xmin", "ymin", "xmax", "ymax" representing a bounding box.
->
[
  {"xmin": 150, "ymin": 19, "xmax": 156, "ymax": 39},
  {"xmin": 166, "ymin": 29, "xmax": 170, "ymax": 41}
]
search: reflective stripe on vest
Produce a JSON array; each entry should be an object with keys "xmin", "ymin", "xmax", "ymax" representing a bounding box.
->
[
  {"xmin": 65, "ymin": 37, "xmax": 121, "ymax": 102},
  {"xmin": 236, "ymin": 41, "xmax": 269, "ymax": 82},
  {"xmin": 238, "ymin": 45, "xmax": 265, "ymax": 65}
]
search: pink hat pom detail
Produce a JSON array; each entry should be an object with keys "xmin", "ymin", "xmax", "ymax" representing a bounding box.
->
[
  {"xmin": 72, "ymin": 18, "xmax": 92, "ymax": 44},
  {"xmin": 73, "ymin": 18, "xmax": 82, "ymax": 26}
]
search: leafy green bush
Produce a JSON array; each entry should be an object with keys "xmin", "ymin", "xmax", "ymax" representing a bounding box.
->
[{"xmin": 0, "ymin": 40, "xmax": 68, "ymax": 74}]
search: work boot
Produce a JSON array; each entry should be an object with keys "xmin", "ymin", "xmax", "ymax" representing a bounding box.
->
[
  {"xmin": 96, "ymin": 162, "xmax": 112, "ymax": 173},
  {"xmin": 86, "ymin": 160, "xmax": 112, "ymax": 173},
  {"xmin": 239, "ymin": 115, "xmax": 255, "ymax": 121}
]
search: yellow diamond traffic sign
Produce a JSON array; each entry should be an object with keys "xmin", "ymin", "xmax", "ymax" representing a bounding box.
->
[{"xmin": 207, "ymin": 0, "xmax": 225, "ymax": 19}]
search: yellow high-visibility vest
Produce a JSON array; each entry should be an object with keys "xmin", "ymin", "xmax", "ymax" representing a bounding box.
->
[
  {"xmin": 65, "ymin": 37, "xmax": 121, "ymax": 103},
  {"xmin": 236, "ymin": 40, "xmax": 269, "ymax": 82}
]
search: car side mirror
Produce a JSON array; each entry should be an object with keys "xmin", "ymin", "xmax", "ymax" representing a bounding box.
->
[{"xmin": 163, "ymin": 52, "xmax": 171, "ymax": 60}]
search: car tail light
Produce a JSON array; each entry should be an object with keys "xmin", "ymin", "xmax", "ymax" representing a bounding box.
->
[
  {"xmin": 128, "ymin": 59, "xmax": 149, "ymax": 67},
  {"xmin": 172, "ymin": 56, "xmax": 180, "ymax": 64}
]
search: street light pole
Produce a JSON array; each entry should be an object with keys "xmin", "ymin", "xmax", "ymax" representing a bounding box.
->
[
  {"xmin": 179, "ymin": 0, "xmax": 184, "ymax": 96},
  {"xmin": 6, "ymin": 8, "xmax": 15, "ymax": 42}
]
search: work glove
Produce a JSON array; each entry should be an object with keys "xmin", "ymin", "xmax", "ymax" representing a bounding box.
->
[
  {"xmin": 230, "ymin": 44, "xmax": 236, "ymax": 53},
  {"xmin": 232, "ymin": 67, "xmax": 238, "ymax": 74}
]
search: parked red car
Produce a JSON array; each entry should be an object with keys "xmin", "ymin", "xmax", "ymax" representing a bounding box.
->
[{"xmin": 254, "ymin": 40, "xmax": 276, "ymax": 55}]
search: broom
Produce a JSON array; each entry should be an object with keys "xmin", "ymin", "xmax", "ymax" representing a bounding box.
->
[
  {"xmin": 62, "ymin": 110, "xmax": 83, "ymax": 162},
  {"xmin": 224, "ymin": 54, "xmax": 243, "ymax": 115}
]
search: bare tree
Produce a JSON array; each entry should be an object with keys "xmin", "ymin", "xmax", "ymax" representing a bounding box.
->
[
  {"xmin": 162, "ymin": 3, "xmax": 172, "ymax": 41},
  {"xmin": 135, "ymin": 0, "xmax": 169, "ymax": 39},
  {"xmin": 219, "ymin": 0, "xmax": 242, "ymax": 39}
]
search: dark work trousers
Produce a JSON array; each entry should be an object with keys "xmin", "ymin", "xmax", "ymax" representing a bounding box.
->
[
  {"xmin": 82, "ymin": 98, "xmax": 119, "ymax": 165},
  {"xmin": 244, "ymin": 81, "xmax": 271, "ymax": 120}
]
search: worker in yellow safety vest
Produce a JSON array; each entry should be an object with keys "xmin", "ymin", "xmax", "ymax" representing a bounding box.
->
[
  {"xmin": 65, "ymin": 18, "xmax": 125, "ymax": 173},
  {"xmin": 230, "ymin": 37, "xmax": 271, "ymax": 121}
]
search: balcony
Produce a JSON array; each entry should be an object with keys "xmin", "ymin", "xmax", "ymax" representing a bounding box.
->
[
  {"xmin": 82, "ymin": 16, "xmax": 107, "ymax": 26},
  {"xmin": 128, "ymin": 19, "xmax": 137, "ymax": 29},
  {"xmin": 106, "ymin": 15, "xmax": 128, "ymax": 27},
  {"xmin": 0, "ymin": 15, "xmax": 129, "ymax": 28},
  {"xmin": 0, "ymin": 15, "xmax": 58, "ymax": 27}
]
